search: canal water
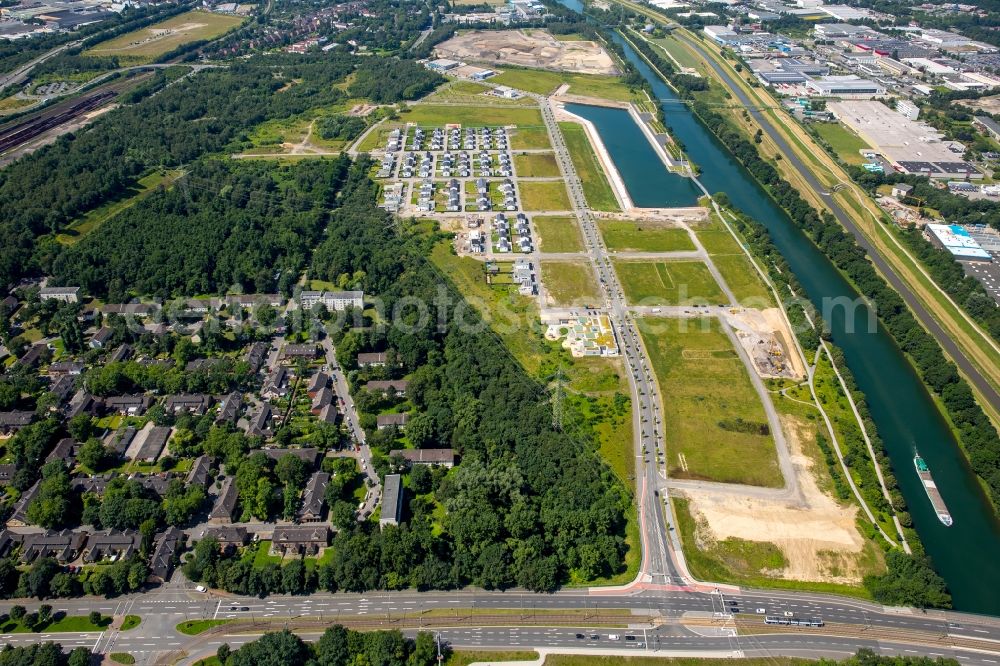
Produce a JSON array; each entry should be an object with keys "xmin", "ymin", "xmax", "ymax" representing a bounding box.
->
[{"xmin": 558, "ymin": 0, "xmax": 1000, "ymax": 615}]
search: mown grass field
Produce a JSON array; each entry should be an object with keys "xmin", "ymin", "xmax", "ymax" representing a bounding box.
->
[
  {"xmin": 546, "ymin": 657, "xmax": 810, "ymax": 666},
  {"xmin": 533, "ymin": 215, "xmax": 583, "ymax": 252},
  {"xmin": 811, "ymin": 121, "xmax": 872, "ymax": 166},
  {"xmin": 85, "ymin": 10, "xmax": 243, "ymax": 63},
  {"xmin": 177, "ymin": 619, "xmax": 231, "ymax": 635},
  {"xmin": 509, "ymin": 126, "xmax": 552, "ymax": 150},
  {"xmin": 559, "ymin": 121, "xmax": 619, "ymax": 212},
  {"xmin": 490, "ymin": 67, "xmax": 638, "ymax": 102},
  {"xmin": 514, "ymin": 152, "xmax": 561, "ymax": 177},
  {"xmin": 598, "ymin": 221, "xmax": 694, "ymax": 252},
  {"xmin": 541, "ymin": 261, "xmax": 601, "ymax": 306},
  {"xmin": 694, "ymin": 215, "xmax": 774, "ymax": 307},
  {"xmin": 520, "ymin": 180, "xmax": 572, "ymax": 211},
  {"xmin": 639, "ymin": 317, "xmax": 782, "ymax": 487},
  {"xmin": 615, "ymin": 260, "xmax": 724, "ymax": 306},
  {"xmin": 400, "ymin": 104, "xmax": 544, "ymax": 128}
]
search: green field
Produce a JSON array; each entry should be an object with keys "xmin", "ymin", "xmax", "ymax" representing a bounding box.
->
[
  {"xmin": 57, "ymin": 169, "xmax": 183, "ymax": 244},
  {"xmin": 509, "ymin": 126, "xmax": 552, "ymax": 150},
  {"xmin": 694, "ymin": 216, "xmax": 774, "ymax": 307},
  {"xmin": 599, "ymin": 221, "xmax": 694, "ymax": 252},
  {"xmin": 491, "ymin": 67, "xmax": 638, "ymax": 102},
  {"xmin": 559, "ymin": 121, "xmax": 619, "ymax": 212},
  {"xmin": 0, "ymin": 614, "xmax": 111, "ymax": 634},
  {"xmin": 545, "ymin": 657, "xmax": 810, "ymax": 666},
  {"xmin": 400, "ymin": 104, "xmax": 544, "ymax": 128},
  {"xmin": 649, "ymin": 34, "xmax": 704, "ymax": 71},
  {"xmin": 177, "ymin": 619, "xmax": 231, "ymax": 635},
  {"xmin": 812, "ymin": 121, "xmax": 872, "ymax": 166},
  {"xmin": 615, "ymin": 260, "xmax": 724, "ymax": 306},
  {"xmin": 639, "ymin": 317, "xmax": 781, "ymax": 486},
  {"xmin": 520, "ymin": 180, "xmax": 572, "ymax": 211},
  {"xmin": 541, "ymin": 261, "xmax": 601, "ymax": 306},
  {"xmin": 85, "ymin": 10, "xmax": 243, "ymax": 63},
  {"xmin": 421, "ymin": 81, "xmax": 536, "ymax": 107},
  {"xmin": 514, "ymin": 152, "xmax": 561, "ymax": 177},
  {"xmin": 533, "ymin": 215, "xmax": 584, "ymax": 252}
]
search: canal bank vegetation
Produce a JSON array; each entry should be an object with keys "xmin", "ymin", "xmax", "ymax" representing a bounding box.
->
[
  {"xmin": 558, "ymin": 121, "xmax": 621, "ymax": 212},
  {"xmin": 617, "ymin": 19, "xmax": 1000, "ymax": 517}
]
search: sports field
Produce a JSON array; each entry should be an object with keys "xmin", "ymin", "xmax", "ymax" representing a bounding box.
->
[
  {"xmin": 638, "ymin": 317, "xmax": 781, "ymax": 487},
  {"xmin": 614, "ymin": 260, "xmax": 724, "ymax": 306},
  {"xmin": 85, "ymin": 10, "xmax": 243, "ymax": 63},
  {"xmin": 598, "ymin": 221, "xmax": 694, "ymax": 252},
  {"xmin": 533, "ymin": 216, "xmax": 584, "ymax": 252}
]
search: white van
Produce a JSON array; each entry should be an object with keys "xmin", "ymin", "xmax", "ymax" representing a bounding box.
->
[{"xmin": 608, "ymin": 634, "xmax": 621, "ymax": 641}]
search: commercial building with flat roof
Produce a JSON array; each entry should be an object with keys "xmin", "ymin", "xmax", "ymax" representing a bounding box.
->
[
  {"xmin": 806, "ymin": 76, "xmax": 885, "ymax": 98},
  {"xmin": 925, "ymin": 224, "xmax": 992, "ymax": 261}
]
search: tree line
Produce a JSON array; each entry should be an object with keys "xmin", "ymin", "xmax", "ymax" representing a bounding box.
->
[{"xmin": 212, "ymin": 627, "xmax": 443, "ymax": 666}]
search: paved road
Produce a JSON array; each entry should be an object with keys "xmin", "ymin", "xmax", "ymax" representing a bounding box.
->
[
  {"xmin": 672, "ymin": 29, "xmax": 1000, "ymax": 417},
  {"xmin": 0, "ymin": 42, "xmax": 79, "ymax": 93}
]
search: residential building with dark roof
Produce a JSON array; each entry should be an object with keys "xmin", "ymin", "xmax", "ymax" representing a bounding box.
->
[
  {"xmin": 83, "ymin": 529, "xmax": 141, "ymax": 563},
  {"xmin": 357, "ymin": 352, "xmax": 387, "ymax": 368},
  {"xmin": 163, "ymin": 394, "xmax": 213, "ymax": 415},
  {"xmin": 89, "ymin": 327, "xmax": 113, "ymax": 349},
  {"xmin": 187, "ymin": 455, "xmax": 211, "ymax": 487},
  {"xmin": 0, "ymin": 529, "xmax": 22, "ymax": 559},
  {"xmin": 65, "ymin": 390, "xmax": 98, "ymax": 420},
  {"xmin": 45, "ymin": 438, "xmax": 78, "ymax": 465},
  {"xmin": 39, "ymin": 286, "xmax": 80, "ymax": 303},
  {"xmin": 245, "ymin": 341, "xmax": 269, "ymax": 373},
  {"xmin": 380, "ymin": 474, "xmax": 403, "ymax": 527},
  {"xmin": 297, "ymin": 472, "xmax": 329, "ymax": 522},
  {"xmin": 135, "ymin": 426, "xmax": 171, "ymax": 463},
  {"xmin": 6, "ymin": 481, "xmax": 39, "ymax": 527},
  {"xmin": 247, "ymin": 405, "xmax": 272, "ymax": 438},
  {"xmin": 216, "ymin": 391, "xmax": 242, "ymax": 425},
  {"xmin": 108, "ymin": 426, "xmax": 137, "ymax": 456},
  {"xmin": 21, "ymin": 529, "xmax": 86, "ymax": 563},
  {"xmin": 377, "ymin": 413, "xmax": 409, "ymax": 430},
  {"xmin": 280, "ymin": 343, "xmax": 319, "ymax": 361},
  {"xmin": 108, "ymin": 344, "xmax": 133, "ymax": 363},
  {"xmin": 388, "ymin": 448, "xmax": 456, "ymax": 468},
  {"xmin": 318, "ymin": 404, "xmax": 338, "ymax": 424},
  {"xmin": 0, "ymin": 410, "xmax": 33, "ymax": 434},
  {"xmin": 364, "ymin": 380, "xmax": 409, "ymax": 397},
  {"xmin": 311, "ymin": 387, "xmax": 333, "ymax": 414},
  {"xmin": 261, "ymin": 367, "xmax": 289, "ymax": 400},
  {"xmin": 149, "ymin": 527, "xmax": 184, "ymax": 583},
  {"xmin": 262, "ymin": 448, "xmax": 320, "ymax": 468},
  {"xmin": 306, "ymin": 372, "xmax": 329, "ymax": 396},
  {"xmin": 200, "ymin": 525, "xmax": 248, "ymax": 553},
  {"xmin": 49, "ymin": 375, "xmax": 75, "ymax": 404},
  {"xmin": 16, "ymin": 344, "xmax": 45, "ymax": 369},
  {"xmin": 271, "ymin": 525, "xmax": 329, "ymax": 556},
  {"xmin": 47, "ymin": 361, "xmax": 84, "ymax": 376},
  {"xmin": 209, "ymin": 477, "xmax": 238, "ymax": 523},
  {"xmin": 103, "ymin": 395, "xmax": 152, "ymax": 416}
]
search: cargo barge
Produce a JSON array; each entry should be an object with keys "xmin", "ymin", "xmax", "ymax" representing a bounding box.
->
[{"xmin": 914, "ymin": 453, "xmax": 953, "ymax": 527}]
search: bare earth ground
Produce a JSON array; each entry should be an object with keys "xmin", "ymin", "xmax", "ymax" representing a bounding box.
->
[
  {"xmin": 680, "ymin": 416, "xmax": 866, "ymax": 584},
  {"xmin": 961, "ymin": 95, "xmax": 1000, "ymax": 115},
  {"xmin": 435, "ymin": 30, "xmax": 618, "ymax": 75},
  {"xmin": 726, "ymin": 307, "xmax": 807, "ymax": 380}
]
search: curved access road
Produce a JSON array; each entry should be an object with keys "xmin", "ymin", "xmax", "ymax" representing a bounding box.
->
[{"xmin": 672, "ymin": 29, "xmax": 1000, "ymax": 418}]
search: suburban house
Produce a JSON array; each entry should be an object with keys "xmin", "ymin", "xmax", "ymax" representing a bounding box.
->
[
  {"xmin": 311, "ymin": 387, "xmax": 333, "ymax": 414},
  {"xmin": 364, "ymin": 380, "xmax": 409, "ymax": 398},
  {"xmin": 261, "ymin": 367, "xmax": 290, "ymax": 400},
  {"xmin": 280, "ymin": 344, "xmax": 319, "ymax": 361},
  {"xmin": 270, "ymin": 525, "xmax": 330, "ymax": 556},
  {"xmin": 357, "ymin": 352, "xmax": 387, "ymax": 368},
  {"xmin": 103, "ymin": 395, "xmax": 153, "ymax": 416},
  {"xmin": 216, "ymin": 391, "xmax": 242, "ymax": 425},
  {"xmin": 82, "ymin": 529, "xmax": 141, "ymax": 563},
  {"xmin": 149, "ymin": 526, "xmax": 184, "ymax": 583},
  {"xmin": 263, "ymin": 448, "xmax": 320, "ymax": 468},
  {"xmin": 297, "ymin": 472, "xmax": 329, "ymax": 523},
  {"xmin": 135, "ymin": 426, "xmax": 171, "ymax": 463},
  {"xmin": 20, "ymin": 529, "xmax": 87, "ymax": 563},
  {"xmin": 6, "ymin": 481, "xmax": 39, "ymax": 527},
  {"xmin": 0, "ymin": 410, "xmax": 34, "ymax": 434},
  {"xmin": 163, "ymin": 394, "xmax": 213, "ymax": 415},
  {"xmin": 66, "ymin": 390, "xmax": 98, "ymax": 420},
  {"xmin": 200, "ymin": 525, "xmax": 249, "ymax": 553},
  {"xmin": 306, "ymin": 372, "xmax": 329, "ymax": 396},
  {"xmin": 89, "ymin": 327, "xmax": 113, "ymax": 349},
  {"xmin": 208, "ymin": 477, "xmax": 239, "ymax": 524},
  {"xmin": 388, "ymin": 448, "xmax": 456, "ymax": 468},
  {"xmin": 47, "ymin": 361, "xmax": 84, "ymax": 376},
  {"xmin": 380, "ymin": 474, "xmax": 403, "ymax": 527},
  {"xmin": 187, "ymin": 455, "xmax": 211, "ymax": 487},
  {"xmin": 318, "ymin": 404, "xmax": 338, "ymax": 424},
  {"xmin": 39, "ymin": 286, "xmax": 80, "ymax": 303},
  {"xmin": 45, "ymin": 437, "xmax": 78, "ymax": 466},
  {"xmin": 247, "ymin": 405, "xmax": 273, "ymax": 438},
  {"xmin": 377, "ymin": 413, "xmax": 409, "ymax": 430},
  {"xmin": 108, "ymin": 426, "xmax": 137, "ymax": 456},
  {"xmin": 245, "ymin": 341, "xmax": 270, "ymax": 373}
]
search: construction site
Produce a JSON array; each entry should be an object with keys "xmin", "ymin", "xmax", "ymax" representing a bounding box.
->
[{"xmin": 434, "ymin": 29, "xmax": 619, "ymax": 75}]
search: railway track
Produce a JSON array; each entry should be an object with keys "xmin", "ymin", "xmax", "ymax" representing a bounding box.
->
[{"xmin": 0, "ymin": 90, "xmax": 117, "ymax": 154}]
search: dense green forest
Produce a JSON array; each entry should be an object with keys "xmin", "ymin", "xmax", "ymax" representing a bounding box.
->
[
  {"xmin": 0, "ymin": 54, "xmax": 441, "ymax": 291},
  {"xmin": 52, "ymin": 158, "xmax": 351, "ymax": 298},
  {"xmin": 183, "ymin": 160, "xmax": 630, "ymax": 593}
]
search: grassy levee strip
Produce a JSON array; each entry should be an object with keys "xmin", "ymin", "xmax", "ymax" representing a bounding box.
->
[
  {"xmin": 664, "ymin": 24, "xmax": 1000, "ymax": 428},
  {"xmin": 491, "ymin": 67, "xmax": 640, "ymax": 101},
  {"xmin": 638, "ymin": 317, "xmax": 782, "ymax": 486},
  {"xmin": 559, "ymin": 121, "xmax": 620, "ymax": 212}
]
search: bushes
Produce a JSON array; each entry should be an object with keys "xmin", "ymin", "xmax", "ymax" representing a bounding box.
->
[{"xmin": 863, "ymin": 550, "xmax": 951, "ymax": 608}]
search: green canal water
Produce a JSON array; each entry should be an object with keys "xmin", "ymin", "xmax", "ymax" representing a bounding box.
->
[{"xmin": 558, "ymin": 5, "xmax": 1000, "ymax": 614}]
